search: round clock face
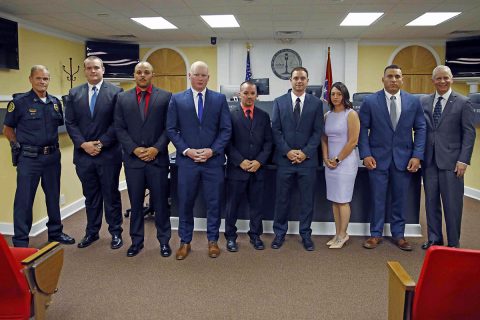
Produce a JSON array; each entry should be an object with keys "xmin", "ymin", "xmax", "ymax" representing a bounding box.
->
[{"xmin": 271, "ymin": 49, "xmax": 302, "ymax": 80}]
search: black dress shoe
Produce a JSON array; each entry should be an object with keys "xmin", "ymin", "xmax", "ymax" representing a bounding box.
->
[
  {"xmin": 226, "ymin": 239, "xmax": 238, "ymax": 252},
  {"xmin": 271, "ymin": 236, "xmax": 285, "ymax": 249},
  {"xmin": 421, "ymin": 240, "xmax": 443, "ymax": 250},
  {"xmin": 160, "ymin": 243, "xmax": 171, "ymax": 257},
  {"xmin": 77, "ymin": 234, "xmax": 99, "ymax": 248},
  {"xmin": 49, "ymin": 232, "xmax": 76, "ymax": 245},
  {"xmin": 127, "ymin": 244, "xmax": 144, "ymax": 257},
  {"xmin": 302, "ymin": 237, "xmax": 315, "ymax": 251},
  {"xmin": 111, "ymin": 235, "xmax": 123, "ymax": 250},
  {"xmin": 250, "ymin": 237, "xmax": 264, "ymax": 250}
]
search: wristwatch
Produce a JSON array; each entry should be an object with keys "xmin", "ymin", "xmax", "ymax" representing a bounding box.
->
[{"xmin": 335, "ymin": 157, "xmax": 342, "ymax": 164}]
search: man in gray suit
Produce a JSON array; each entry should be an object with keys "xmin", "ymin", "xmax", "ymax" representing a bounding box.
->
[{"xmin": 421, "ymin": 65, "xmax": 476, "ymax": 249}]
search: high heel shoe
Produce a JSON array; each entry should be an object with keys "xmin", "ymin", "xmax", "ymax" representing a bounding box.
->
[
  {"xmin": 329, "ymin": 234, "xmax": 349, "ymax": 249},
  {"xmin": 326, "ymin": 235, "xmax": 338, "ymax": 246}
]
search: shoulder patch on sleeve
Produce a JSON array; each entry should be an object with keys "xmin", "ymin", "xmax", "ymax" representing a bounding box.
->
[{"xmin": 7, "ymin": 101, "xmax": 15, "ymax": 112}]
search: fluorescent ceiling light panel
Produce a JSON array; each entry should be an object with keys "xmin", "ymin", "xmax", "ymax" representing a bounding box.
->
[
  {"xmin": 340, "ymin": 12, "xmax": 384, "ymax": 26},
  {"xmin": 131, "ymin": 17, "xmax": 177, "ymax": 29},
  {"xmin": 201, "ymin": 15, "xmax": 240, "ymax": 28},
  {"xmin": 406, "ymin": 12, "xmax": 461, "ymax": 26}
]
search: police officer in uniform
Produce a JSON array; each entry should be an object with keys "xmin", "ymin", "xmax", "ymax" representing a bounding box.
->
[{"xmin": 3, "ymin": 65, "xmax": 75, "ymax": 247}]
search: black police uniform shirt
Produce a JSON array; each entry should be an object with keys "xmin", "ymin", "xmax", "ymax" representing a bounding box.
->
[{"xmin": 4, "ymin": 89, "xmax": 64, "ymax": 147}]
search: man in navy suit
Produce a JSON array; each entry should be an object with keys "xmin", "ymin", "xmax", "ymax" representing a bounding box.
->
[
  {"xmin": 358, "ymin": 64, "xmax": 426, "ymax": 251},
  {"xmin": 224, "ymin": 81, "xmax": 273, "ymax": 252},
  {"xmin": 115, "ymin": 61, "xmax": 172, "ymax": 258},
  {"xmin": 65, "ymin": 56, "xmax": 124, "ymax": 250},
  {"xmin": 167, "ymin": 61, "xmax": 232, "ymax": 260},
  {"xmin": 271, "ymin": 67, "xmax": 323, "ymax": 251},
  {"xmin": 421, "ymin": 65, "xmax": 475, "ymax": 249}
]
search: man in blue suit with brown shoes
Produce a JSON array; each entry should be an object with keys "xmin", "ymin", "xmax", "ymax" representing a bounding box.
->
[
  {"xmin": 271, "ymin": 67, "xmax": 323, "ymax": 251},
  {"xmin": 167, "ymin": 61, "xmax": 232, "ymax": 260},
  {"xmin": 358, "ymin": 64, "xmax": 426, "ymax": 251}
]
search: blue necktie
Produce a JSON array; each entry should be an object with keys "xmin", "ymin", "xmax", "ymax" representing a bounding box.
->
[
  {"xmin": 433, "ymin": 96, "xmax": 442, "ymax": 127},
  {"xmin": 198, "ymin": 92, "xmax": 204, "ymax": 121},
  {"xmin": 90, "ymin": 86, "xmax": 97, "ymax": 116}
]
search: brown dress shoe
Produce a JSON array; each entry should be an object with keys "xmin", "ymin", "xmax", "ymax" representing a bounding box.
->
[
  {"xmin": 208, "ymin": 241, "xmax": 220, "ymax": 258},
  {"xmin": 394, "ymin": 238, "xmax": 412, "ymax": 251},
  {"xmin": 175, "ymin": 243, "xmax": 191, "ymax": 260},
  {"xmin": 363, "ymin": 237, "xmax": 382, "ymax": 249}
]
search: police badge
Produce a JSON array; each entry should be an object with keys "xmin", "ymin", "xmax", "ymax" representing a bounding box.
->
[
  {"xmin": 53, "ymin": 103, "xmax": 59, "ymax": 112},
  {"xmin": 7, "ymin": 101, "xmax": 15, "ymax": 112}
]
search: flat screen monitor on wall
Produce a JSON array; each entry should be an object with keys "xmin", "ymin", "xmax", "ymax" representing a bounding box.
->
[
  {"xmin": 86, "ymin": 41, "xmax": 139, "ymax": 79},
  {"xmin": 306, "ymin": 85, "xmax": 323, "ymax": 99},
  {"xmin": 445, "ymin": 36, "xmax": 480, "ymax": 78},
  {"xmin": 0, "ymin": 17, "xmax": 19, "ymax": 70},
  {"xmin": 251, "ymin": 78, "xmax": 270, "ymax": 95}
]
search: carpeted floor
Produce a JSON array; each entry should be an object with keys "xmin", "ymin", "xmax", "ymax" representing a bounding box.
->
[{"xmin": 5, "ymin": 193, "xmax": 480, "ymax": 320}]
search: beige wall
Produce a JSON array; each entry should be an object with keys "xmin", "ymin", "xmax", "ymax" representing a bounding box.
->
[
  {"xmin": 1, "ymin": 29, "xmax": 479, "ymax": 226},
  {"xmin": 358, "ymin": 44, "xmax": 479, "ymax": 189},
  {"xmin": 0, "ymin": 28, "xmax": 86, "ymax": 224}
]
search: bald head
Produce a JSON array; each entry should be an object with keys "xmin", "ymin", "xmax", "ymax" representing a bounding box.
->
[
  {"xmin": 189, "ymin": 61, "xmax": 210, "ymax": 92},
  {"xmin": 134, "ymin": 61, "xmax": 154, "ymax": 89}
]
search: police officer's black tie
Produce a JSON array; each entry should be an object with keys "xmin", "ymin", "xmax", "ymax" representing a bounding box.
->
[
  {"xmin": 433, "ymin": 96, "xmax": 443, "ymax": 127},
  {"xmin": 294, "ymin": 97, "xmax": 301, "ymax": 125},
  {"xmin": 139, "ymin": 91, "xmax": 147, "ymax": 121}
]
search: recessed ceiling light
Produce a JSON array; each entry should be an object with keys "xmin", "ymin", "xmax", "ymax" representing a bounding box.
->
[
  {"xmin": 201, "ymin": 15, "xmax": 240, "ymax": 28},
  {"xmin": 340, "ymin": 12, "xmax": 384, "ymax": 26},
  {"xmin": 406, "ymin": 12, "xmax": 461, "ymax": 26},
  {"xmin": 131, "ymin": 17, "xmax": 177, "ymax": 30}
]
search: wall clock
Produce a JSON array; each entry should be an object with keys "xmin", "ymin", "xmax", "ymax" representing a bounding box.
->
[{"xmin": 271, "ymin": 49, "xmax": 302, "ymax": 80}]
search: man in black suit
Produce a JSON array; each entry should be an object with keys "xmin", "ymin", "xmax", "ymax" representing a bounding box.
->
[
  {"xmin": 65, "ymin": 56, "xmax": 124, "ymax": 250},
  {"xmin": 114, "ymin": 61, "xmax": 172, "ymax": 257},
  {"xmin": 224, "ymin": 81, "xmax": 273, "ymax": 252},
  {"xmin": 271, "ymin": 67, "xmax": 323, "ymax": 251},
  {"xmin": 421, "ymin": 65, "xmax": 476, "ymax": 249}
]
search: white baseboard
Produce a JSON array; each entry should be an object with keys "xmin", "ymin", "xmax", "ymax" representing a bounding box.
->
[
  {"xmin": 168, "ymin": 217, "xmax": 422, "ymax": 237},
  {"xmin": 0, "ymin": 179, "xmax": 425, "ymax": 237},
  {"xmin": 0, "ymin": 197, "xmax": 86, "ymax": 236},
  {"xmin": 464, "ymin": 186, "xmax": 480, "ymax": 201},
  {"xmin": 0, "ymin": 180, "xmax": 129, "ymax": 236}
]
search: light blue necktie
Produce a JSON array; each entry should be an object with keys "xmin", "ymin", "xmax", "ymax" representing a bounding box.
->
[
  {"xmin": 90, "ymin": 86, "xmax": 98, "ymax": 116},
  {"xmin": 197, "ymin": 92, "xmax": 204, "ymax": 121}
]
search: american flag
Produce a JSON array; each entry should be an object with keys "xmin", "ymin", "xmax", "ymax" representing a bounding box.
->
[
  {"xmin": 245, "ymin": 49, "xmax": 252, "ymax": 81},
  {"xmin": 323, "ymin": 47, "xmax": 332, "ymax": 102}
]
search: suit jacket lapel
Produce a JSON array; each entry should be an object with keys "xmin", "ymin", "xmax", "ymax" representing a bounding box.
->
[
  {"xmin": 437, "ymin": 92, "xmax": 456, "ymax": 127},
  {"xmin": 129, "ymin": 89, "xmax": 143, "ymax": 123},
  {"xmin": 82, "ymin": 84, "xmax": 92, "ymax": 118},
  {"xmin": 92, "ymin": 82, "xmax": 107, "ymax": 118},
  {"xmin": 235, "ymin": 105, "xmax": 250, "ymax": 130},
  {"xmin": 377, "ymin": 91, "xmax": 393, "ymax": 130},
  {"xmin": 424, "ymin": 94, "xmax": 435, "ymax": 128},
  {"xmin": 185, "ymin": 89, "xmax": 200, "ymax": 124},
  {"xmin": 202, "ymin": 89, "xmax": 213, "ymax": 123},
  {"xmin": 397, "ymin": 91, "xmax": 409, "ymax": 126},
  {"xmin": 144, "ymin": 88, "xmax": 159, "ymax": 124}
]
